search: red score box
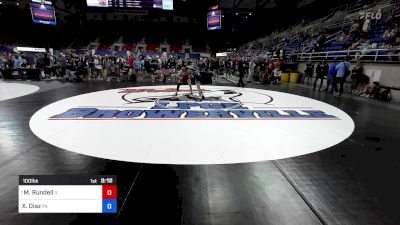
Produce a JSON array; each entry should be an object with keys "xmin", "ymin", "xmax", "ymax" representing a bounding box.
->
[{"xmin": 102, "ymin": 185, "xmax": 117, "ymax": 199}]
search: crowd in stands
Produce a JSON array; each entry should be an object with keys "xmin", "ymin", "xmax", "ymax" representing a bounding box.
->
[
  {"xmin": 237, "ymin": 18, "xmax": 400, "ymax": 62},
  {"xmin": 236, "ymin": 1, "xmax": 400, "ymax": 62},
  {"xmin": 67, "ymin": 34, "xmax": 207, "ymax": 57},
  {"xmin": 220, "ymin": 1, "xmax": 397, "ymax": 102},
  {"xmin": 1, "ymin": 2, "xmax": 397, "ymax": 102}
]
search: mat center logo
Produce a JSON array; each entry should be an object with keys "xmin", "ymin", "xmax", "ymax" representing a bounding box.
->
[
  {"xmin": 29, "ymin": 86, "xmax": 354, "ymax": 164},
  {"xmin": 49, "ymin": 87, "xmax": 338, "ymax": 120}
]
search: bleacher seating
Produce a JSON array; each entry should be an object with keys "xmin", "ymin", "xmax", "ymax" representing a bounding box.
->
[
  {"xmin": 238, "ymin": 0, "xmax": 397, "ymax": 60},
  {"xmin": 146, "ymin": 43, "xmax": 160, "ymax": 52},
  {"xmin": 122, "ymin": 43, "xmax": 136, "ymax": 51},
  {"xmin": 67, "ymin": 33, "xmax": 209, "ymax": 55},
  {"xmin": 121, "ymin": 36, "xmax": 140, "ymax": 52},
  {"xmin": 71, "ymin": 38, "xmax": 92, "ymax": 49},
  {"xmin": 190, "ymin": 37, "xmax": 206, "ymax": 53},
  {"xmin": 169, "ymin": 44, "xmax": 182, "ymax": 53},
  {"xmin": 123, "ymin": 36, "xmax": 142, "ymax": 44},
  {"xmin": 192, "ymin": 45, "xmax": 206, "ymax": 53},
  {"xmin": 97, "ymin": 42, "xmax": 112, "ymax": 50},
  {"xmin": 167, "ymin": 35, "xmax": 184, "ymax": 53},
  {"xmin": 95, "ymin": 50, "xmax": 112, "ymax": 56},
  {"xmin": 145, "ymin": 36, "xmax": 164, "ymax": 44},
  {"xmin": 97, "ymin": 36, "xmax": 117, "ymax": 50}
]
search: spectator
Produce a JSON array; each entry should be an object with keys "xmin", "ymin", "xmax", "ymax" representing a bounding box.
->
[
  {"xmin": 388, "ymin": 46, "xmax": 400, "ymax": 61},
  {"xmin": 333, "ymin": 56, "xmax": 351, "ymax": 97},
  {"xmin": 237, "ymin": 59, "xmax": 245, "ymax": 88},
  {"xmin": 325, "ymin": 58, "xmax": 339, "ymax": 93},
  {"xmin": 348, "ymin": 41, "xmax": 360, "ymax": 51},
  {"xmin": 94, "ymin": 56, "xmax": 102, "ymax": 77},
  {"xmin": 353, "ymin": 73, "xmax": 370, "ymax": 95},
  {"xmin": 133, "ymin": 58, "xmax": 142, "ymax": 80},
  {"xmin": 378, "ymin": 88, "xmax": 391, "ymax": 101},
  {"xmin": 128, "ymin": 54, "xmax": 135, "ymax": 70},
  {"xmin": 248, "ymin": 59, "xmax": 256, "ymax": 82},
  {"xmin": 303, "ymin": 61, "xmax": 314, "ymax": 85},
  {"xmin": 224, "ymin": 58, "xmax": 231, "ymax": 77},
  {"xmin": 350, "ymin": 62, "xmax": 363, "ymax": 93},
  {"xmin": 349, "ymin": 22, "xmax": 360, "ymax": 39},
  {"xmin": 360, "ymin": 81, "xmax": 380, "ymax": 98},
  {"xmin": 258, "ymin": 59, "xmax": 267, "ymax": 83},
  {"xmin": 272, "ymin": 67, "xmax": 282, "ymax": 85},
  {"xmin": 58, "ymin": 53, "xmax": 67, "ymax": 77},
  {"xmin": 362, "ymin": 18, "xmax": 371, "ymax": 37},
  {"xmin": 355, "ymin": 40, "xmax": 371, "ymax": 60},
  {"xmin": 14, "ymin": 54, "xmax": 23, "ymax": 69},
  {"xmin": 383, "ymin": 24, "xmax": 399, "ymax": 39},
  {"xmin": 313, "ymin": 60, "xmax": 328, "ymax": 91}
]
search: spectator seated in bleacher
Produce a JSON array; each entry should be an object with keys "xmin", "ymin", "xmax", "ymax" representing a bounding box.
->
[
  {"xmin": 349, "ymin": 20, "xmax": 361, "ymax": 38},
  {"xmin": 337, "ymin": 32, "xmax": 350, "ymax": 42},
  {"xmin": 348, "ymin": 41, "xmax": 361, "ymax": 51},
  {"xmin": 355, "ymin": 40, "xmax": 372, "ymax": 60},
  {"xmin": 383, "ymin": 24, "xmax": 399, "ymax": 39}
]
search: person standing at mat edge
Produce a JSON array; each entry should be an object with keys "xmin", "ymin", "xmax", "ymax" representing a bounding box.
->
[
  {"xmin": 237, "ymin": 59, "xmax": 245, "ymax": 88},
  {"xmin": 314, "ymin": 60, "xmax": 329, "ymax": 91},
  {"xmin": 334, "ymin": 56, "xmax": 351, "ymax": 97},
  {"xmin": 304, "ymin": 61, "xmax": 314, "ymax": 85},
  {"xmin": 325, "ymin": 58, "xmax": 339, "ymax": 93}
]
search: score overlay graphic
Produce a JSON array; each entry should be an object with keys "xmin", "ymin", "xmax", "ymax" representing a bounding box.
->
[{"xmin": 19, "ymin": 175, "xmax": 117, "ymax": 213}]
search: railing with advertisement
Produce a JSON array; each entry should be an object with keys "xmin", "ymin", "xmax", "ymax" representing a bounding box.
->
[{"xmin": 297, "ymin": 48, "xmax": 400, "ymax": 62}]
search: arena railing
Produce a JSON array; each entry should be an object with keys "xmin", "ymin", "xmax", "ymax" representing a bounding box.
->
[{"xmin": 297, "ymin": 48, "xmax": 400, "ymax": 62}]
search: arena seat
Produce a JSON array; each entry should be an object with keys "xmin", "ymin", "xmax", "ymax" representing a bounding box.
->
[
  {"xmin": 95, "ymin": 50, "xmax": 112, "ymax": 56},
  {"xmin": 97, "ymin": 42, "xmax": 112, "ymax": 50},
  {"xmin": 192, "ymin": 46, "xmax": 206, "ymax": 53},
  {"xmin": 146, "ymin": 43, "xmax": 160, "ymax": 52},
  {"xmin": 169, "ymin": 44, "xmax": 182, "ymax": 53},
  {"xmin": 122, "ymin": 43, "xmax": 136, "ymax": 51},
  {"xmin": 71, "ymin": 38, "xmax": 92, "ymax": 49}
]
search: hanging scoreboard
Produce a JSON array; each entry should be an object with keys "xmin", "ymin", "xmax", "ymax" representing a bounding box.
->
[
  {"xmin": 30, "ymin": 0, "xmax": 57, "ymax": 25},
  {"xmin": 207, "ymin": 10, "xmax": 222, "ymax": 30},
  {"xmin": 87, "ymin": 0, "xmax": 173, "ymax": 10}
]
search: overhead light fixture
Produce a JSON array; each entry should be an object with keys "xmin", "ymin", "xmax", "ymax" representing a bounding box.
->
[
  {"xmin": 236, "ymin": 12, "xmax": 238, "ymax": 15},
  {"xmin": 249, "ymin": 13, "xmax": 252, "ymax": 16}
]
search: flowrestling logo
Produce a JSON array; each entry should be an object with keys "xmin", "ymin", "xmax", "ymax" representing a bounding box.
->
[
  {"xmin": 29, "ymin": 86, "xmax": 354, "ymax": 165},
  {"xmin": 48, "ymin": 88, "xmax": 339, "ymax": 120}
]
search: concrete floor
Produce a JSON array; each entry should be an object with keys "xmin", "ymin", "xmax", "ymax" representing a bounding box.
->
[{"xmin": 0, "ymin": 79, "xmax": 399, "ymax": 225}]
